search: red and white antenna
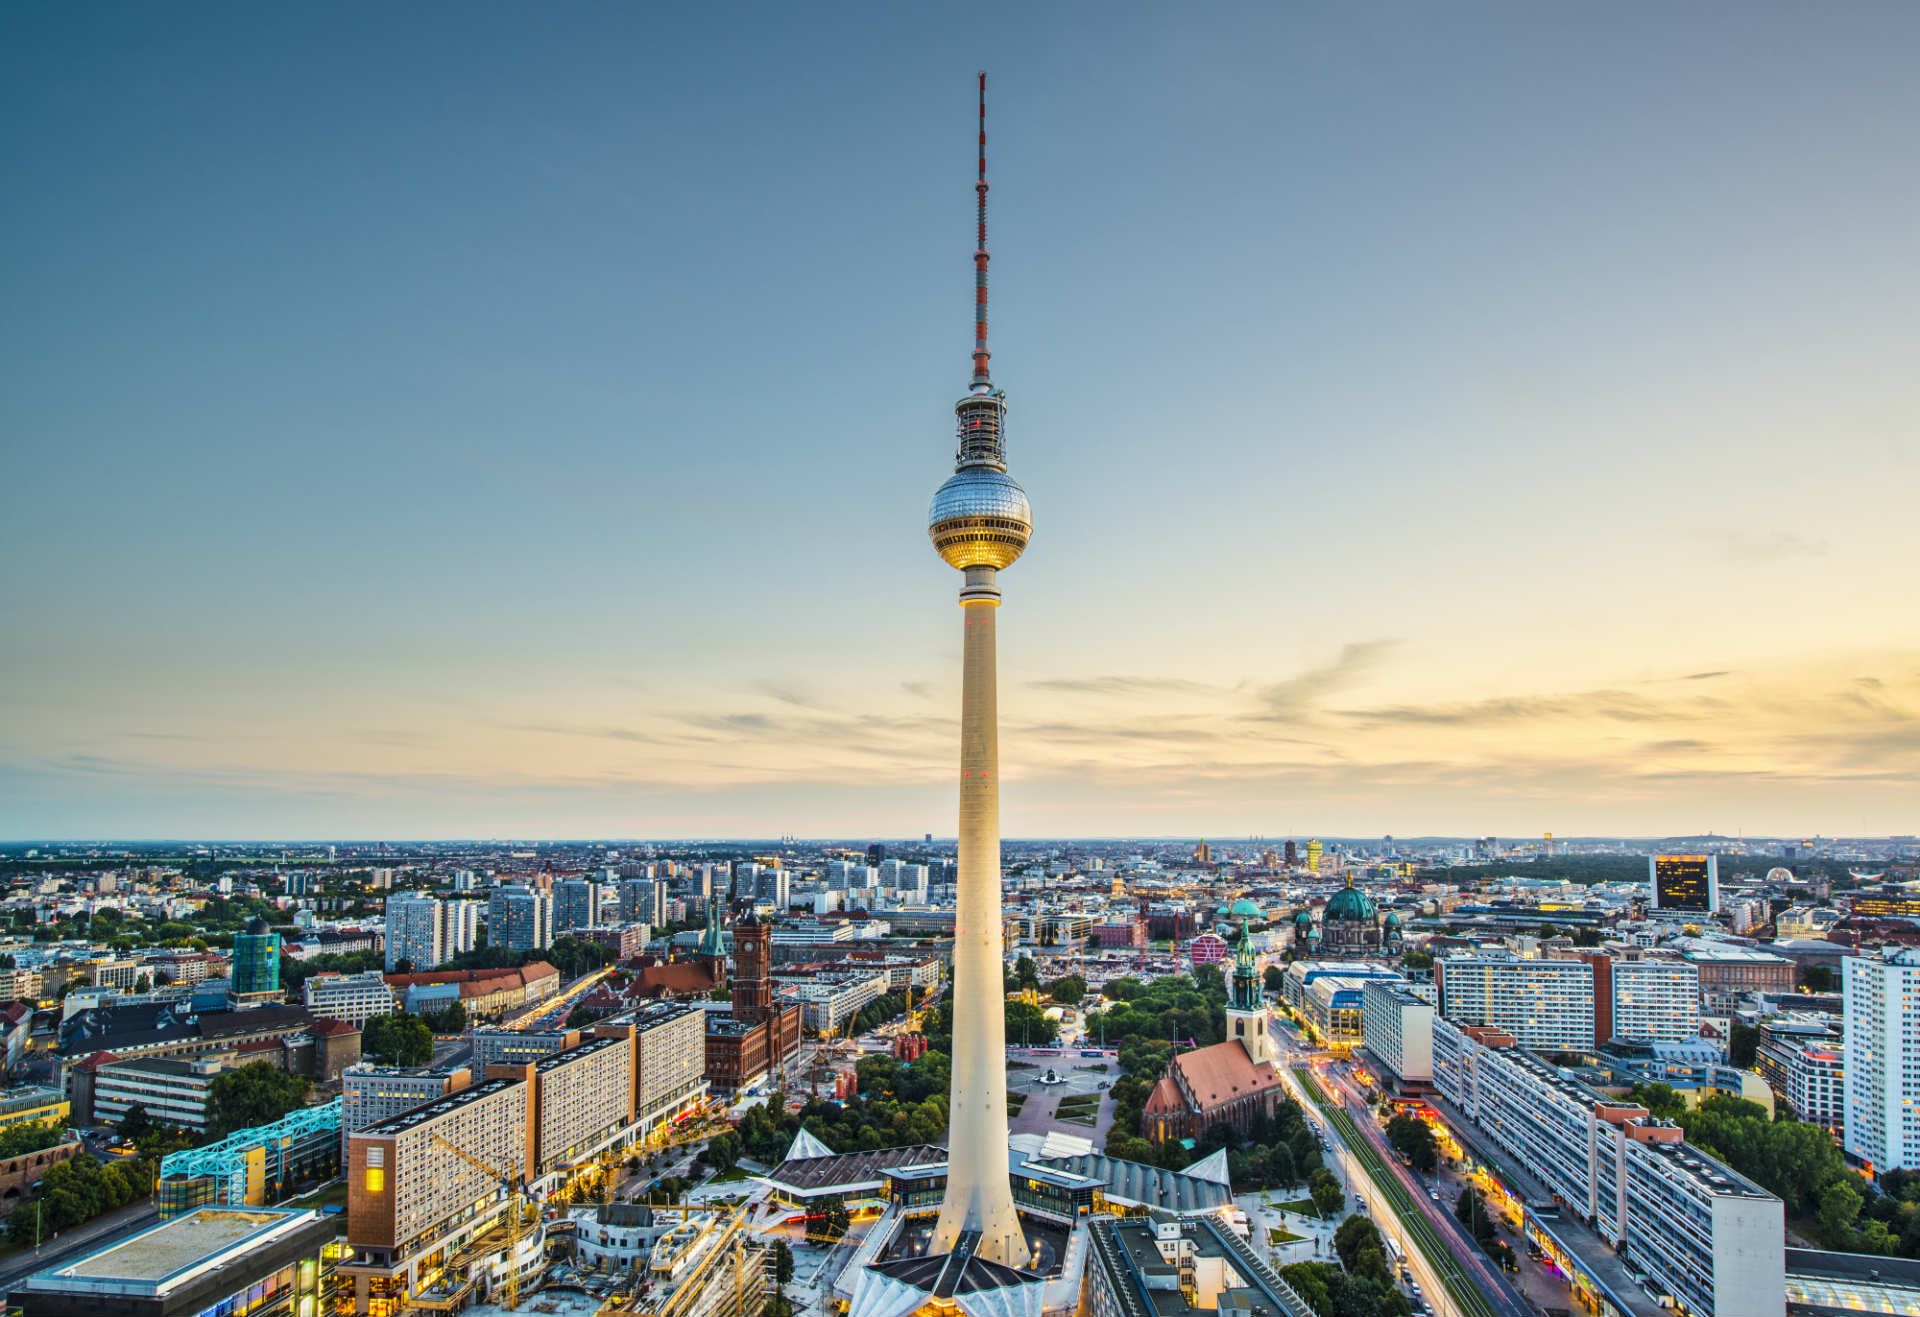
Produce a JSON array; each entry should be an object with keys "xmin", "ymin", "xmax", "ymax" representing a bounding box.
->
[{"xmin": 971, "ymin": 70, "xmax": 992, "ymax": 392}]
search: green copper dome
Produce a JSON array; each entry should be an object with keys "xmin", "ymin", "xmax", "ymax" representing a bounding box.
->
[
  {"xmin": 1225, "ymin": 898, "xmax": 1263, "ymax": 920},
  {"xmin": 1293, "ymin": 909, "xmax": 1315, "ymax": 928},
  {"xmin": 1384, "ymin": 911, "xmax": 1402, "ymax": 927},
  {"xmin": 1323, "ymin": 876, "xmax": 1377, "ymax": 924}
]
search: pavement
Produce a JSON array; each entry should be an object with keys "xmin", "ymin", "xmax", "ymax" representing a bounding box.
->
[{"xmin": 1005, "ymin": 1049, "xmax": 1116, "ymax": 1143}]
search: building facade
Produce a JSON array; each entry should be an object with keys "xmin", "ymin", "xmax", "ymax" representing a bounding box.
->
[
  {"xmin": 1434, "ymin": 1018, "xmax": 1784, "ymax": 1317},
  {"xmin": 1435, "ymin": 953, "xmax": 1595, "ymax": 1053},
  {"xmin": 487, "ymin": 885, "xmax": 551, "ymax": 953},
  {"xmin": 303, "ymin": 971, "xmax": 397, "ymax": 1028},
  {"xmin": 1844, "ymin": 947, "xmax": 1920, "ymax": 1177},
  {"xmin": 1362, "ymin": 981, "xmax": 1435, "ymax": 1086}
]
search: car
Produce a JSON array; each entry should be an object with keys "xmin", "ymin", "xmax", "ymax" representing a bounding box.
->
[{"xmin": 1428, "ymin": 1190, "xmax": 1440, "ymax": 1201}]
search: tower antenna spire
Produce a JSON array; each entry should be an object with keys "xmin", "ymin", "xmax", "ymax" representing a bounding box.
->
[{"xmin": 971, "ymin": 70, "xmax": 991, "ymax": 392}]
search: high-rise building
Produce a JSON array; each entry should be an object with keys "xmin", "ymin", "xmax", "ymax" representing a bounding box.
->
[
  {"xmin": 922, "ymin": 72, "xmax": 1032, "ymax": 1269},
  {"xmin": 1362, "ymin": 980, "xmax": 1436, "ymax": 1087},
  {"xmin": 1435, "ymin": 953, "xmax": 1595, "ymax": 1053},
  {"xmin": 1650, "ymin": 854, "xmax": 1720, "ymax": 914},
  {"xmin": 231, "ymin": 917, "xmax": 281, "ymax": 1002},
  {"xmin": 1844, "ymin": 947, "xmax": 1920, "ymax": 1178},
  {"xmin": 617, "ymin": 877, "xmax": 664, "ymax": 927},
  {"xmin": 488, "ymin": 885, "xmax": 551, "ymax": 952},
  {"xmin": 553, "ymin": 878, "xmax": 595, "ymax": 935},
  {"xmin": 1305, "ymin": 839, "xmax": 1323, "ymax": 873},
  {"xmin": 385, "ymin": 894, "xmax": 481, "ymax": 972},
  {"xmin": 1580, "ymin": 949, "xmax": 1700, "ymax": 1045}
]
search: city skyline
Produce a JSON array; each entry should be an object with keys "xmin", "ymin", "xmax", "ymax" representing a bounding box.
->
[{"xmin": 6, "ymin": 5, "xmax": 1919, "ymax": 839}]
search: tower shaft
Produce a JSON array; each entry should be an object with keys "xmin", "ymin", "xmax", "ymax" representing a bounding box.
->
[{"xmin": 931, "ymin": 579, "xmax": 1025, "ymax": 1264}]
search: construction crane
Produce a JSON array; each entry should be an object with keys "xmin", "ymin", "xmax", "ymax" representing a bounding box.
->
[{"xmin": 432, "ymin": 1133, "xmax": 534, "ymax": 1312}]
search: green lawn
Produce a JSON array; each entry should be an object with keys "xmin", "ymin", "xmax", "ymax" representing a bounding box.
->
[
  {"xmin": 1274, "ymin": 1197, "xmax": 1320, "ymax": 1217},
  {"xmin": 1295, "ymin": 1068, "xmax": 1497, "ymax": 1317}
]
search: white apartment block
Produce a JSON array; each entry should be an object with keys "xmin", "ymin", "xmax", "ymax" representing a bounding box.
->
[
  {"xmin": 1606, "ymin": 955, "xmax": 1701, "ymax": 1045},
  {"xmin": 1436, "ymin": 953, "xmax": 1595, "ymax": 1053},
  {"xmin": 1844, "ymin": 947, "xmax": 1920, "ymax": 1177},
  {"xmin": 1434, "ymin": 1018, "xmax": 1784, "ymax": 1317},
  {"xmin": 384, "ymin": 894, "xmax": 481, "ymax": 972},
  {"xmin": 342, "ymin": 1064, "xmax": 472, "ymax": 1133},
  {"xmin": 304, "ymin": 970, "xmax": 399, "ymax": 1027},
  {"xmin": 628, "ymin": 1002, "xmax": 708, "ymax": 1120},
  {"xmin": 531, "ymin": 1035, "xmax": 633, "ymax": 1174},
  {"xmin": 93, "ymin": 1057, "xmax": 225, "ymax": 1131},
  {"xmin": 1362, "ymin": 980, "xmax": 1435, "ymax": 1084}
]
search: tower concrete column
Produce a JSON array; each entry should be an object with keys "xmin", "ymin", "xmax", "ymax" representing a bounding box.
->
[{"xmin": 931, "ymin": 575, "xmax": 1026, "ymax": 1264}]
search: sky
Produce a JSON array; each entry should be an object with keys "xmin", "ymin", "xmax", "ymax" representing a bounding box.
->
[{"xmin": 3, "ymin": 4, "xmax": 1918, "ymax": 841}]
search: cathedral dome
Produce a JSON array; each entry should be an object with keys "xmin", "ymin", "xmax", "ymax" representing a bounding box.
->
[{"xmin": 1323, "ymin": 880, "xmax": 1377, "ymax": 924}]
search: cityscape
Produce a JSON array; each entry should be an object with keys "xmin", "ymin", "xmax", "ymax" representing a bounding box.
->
[{"xmin": 5, "ymin": 9, "xmax": 1920, "ymax": 1317}]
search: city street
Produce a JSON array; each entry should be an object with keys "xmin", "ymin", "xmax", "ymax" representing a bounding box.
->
[{"xmin": 1273, "ymin": 1019, "xmax": 1531, "ymax": 1317}]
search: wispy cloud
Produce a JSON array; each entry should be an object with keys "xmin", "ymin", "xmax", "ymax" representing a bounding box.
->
[{"xmin": 1258, "ymin": 640, "xmax": 1397, "ymax": 715}]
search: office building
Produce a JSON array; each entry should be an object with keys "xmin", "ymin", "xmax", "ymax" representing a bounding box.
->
[
  {"xmin": 156, "ymin": 1100, "xmax": 341, "ymax": 1215},
  {"xmin": 91, "ymin": 1057, "xmax": 231, "ymax": 1132},
  {"xmin": 1435, "ymin": 952, "xmax": 1595, "ymax": 1053},
  {"xmin": 303, "ymin": 970, "xmax": 397, "ymax": 1028},
  {"xmin": 1844, "ymin": 947, "xmax": 1920, "ymax": 1177},
  {"xmin": 471, "ymin": 1027, "xmax": 576, "ymax": 1070},
  {"xmin": 230, "ymin": 916, "xmax": 281, "ymax": 1002},
  {"xmin": 9, "ymin": 1205, "xmax": 340, "ymax": 1317},
  {"xmin": 487, "ymin": 885, "xmax": 551, "ymax": 952},
  {"xmin": 1680, "ymin": 941, "xmax": 1797, "ymax": 1012},
  {"xmin": 1650, "ymin": 854, "xmax": 1720, "ymax": 914},
  {"xmin": 1362, "ymin": 980, "xmax": 1435, "ymax": 1087},
  {"xmin": 1435, "ymin": 1018, "xmax": 1783, "ymax": 1317}
]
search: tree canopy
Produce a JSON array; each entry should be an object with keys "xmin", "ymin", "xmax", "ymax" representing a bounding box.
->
[
  {"xmin": 363, "ymin": 1012, "xmax": 434, "ymax": 1066},
  {"xmin": 207, "ymin": 1063, "xmax": 311, "ymax": 1139}
]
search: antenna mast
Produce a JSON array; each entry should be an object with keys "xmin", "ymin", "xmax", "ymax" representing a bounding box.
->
[{"xmin": 971, "ymin": 70, "xmax": 991, "ymax": 392}]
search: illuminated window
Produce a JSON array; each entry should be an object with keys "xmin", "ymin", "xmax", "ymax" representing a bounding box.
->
[{"xmin": 365, "ymin": 1166, "xmax": 385, "ymax": 1193}]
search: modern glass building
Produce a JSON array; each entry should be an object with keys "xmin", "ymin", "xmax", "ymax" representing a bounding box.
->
[{"xmin": 230, "ymin": 917, "xmax": 281, "ymax": 1001}]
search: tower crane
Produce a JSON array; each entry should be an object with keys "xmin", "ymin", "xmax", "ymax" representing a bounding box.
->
[{"xmin": 432, "ymin": 1133, "xmax": 534, "ymax": 1311}]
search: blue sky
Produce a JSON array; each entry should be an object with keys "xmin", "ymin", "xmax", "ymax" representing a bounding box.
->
[{"xmin": 4, "ymin": 4, "xmax": 1918, "ymax": 838}]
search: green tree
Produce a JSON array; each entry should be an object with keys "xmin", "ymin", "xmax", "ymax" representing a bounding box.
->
[
  {"xmin": 362, "ymin": 1012, "xmax": 434, "ymax": 1065},
  {"xmin": 1628, "ymin": 1082, "xmax": 1688, "ymax": 1121},
  {"xmin": 1046, "ymin": 975, "xmax": 1087, "ymax": 1004},
  {"xmin": 421, "ymin": 1002, "xmax": 468, "ymax": 1034},
  {"xmin": 1728, "ymin": 1021, "xmax": 1760, "ymax": 1068},
  {"xmin": 772, "ymin": 1238, "xmax": 794, "ymax": 1283},
  {"xmin": 1802, "ymin": 964, "xmax": 1837, "ymax": 993},
  {"xmin": 1263, "ymin": 965, "xmax": 1285, "ymax": 993},
  {"xmin": 1309, "ymin": 1167, "xmax": 1343, "ymax": 1217},
  {"xmin": 206, "ymin": 1062, "xmax": 311, "ymax": 1139},
  {"xmin": 1385, "ymin": 1113, "xmax": 1438, "ymax": 1172}
]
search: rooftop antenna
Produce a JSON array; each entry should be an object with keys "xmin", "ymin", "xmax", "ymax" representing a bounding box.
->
[{"xmin": 971, "ymin": 70, "xmax": 991, "ymax": 393}]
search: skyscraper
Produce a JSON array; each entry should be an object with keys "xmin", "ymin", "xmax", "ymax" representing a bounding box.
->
[
  {"xmin": 1844, "ymin": 947, "xmax": 1920, "ymax": 1178},
  {"xmin": 488, "ymin": 884, "xmax": 551, "ymax": 952},
  {"xmin": 925, "ymin": 72, "xmax": 1032, "ymax": 1269},
  {"xmin": 553, "ymin": 877, "xmax": 595, "ymax": 934}
]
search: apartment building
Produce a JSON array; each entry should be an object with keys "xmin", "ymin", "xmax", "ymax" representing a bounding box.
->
[
  {"xmin": 620, "ymin": 1002, "xmax": 708, "ymax": 1123},
  {"xmin": 487, "ymin": 885, "xmax": 552, "ymax": 953},
  {"xmin": 343, "ymin": 1077, "xmax": 534, "ymax": 1313},
  {"xmin": 1435, "ymin": 953, "xmax": 1595, "ymax": 1053},
  {"xmin": 1434, "ymin": 1018, "xmax": 1784, "ymax": 1317},
  {"xmin": 553, "ymin": 878, "xmax": 596, "ymax": 935},
  {"xmin": 1362, "ymin": 980, "xmax": 1435, "ymax": 1086},
  {"xmin": 1844, "ymin": 947, "xmax": 1920, "ymax": 1177},
  {"xmin": 471, "ymin": 1026, "xmax": 576, "ymax": 1070},
  {"xmin": 1578, "ymin": 950, "xmax": 1700, "ymax": 1045},
  {"xmin": 1756, "ymin": 1021, "xmax": 1844, "ymax": 1135},
  {"xmin": 384, "ymin": 894, "xmax": 481, "ymax": 972},
  {"xmin": 342, "ymin": 1064, "xmax": 472, "ymax": 1133},
  {"xmin": 303, "ymin": 971, "xmax": 397, "ymax": 1028},
  {"xmin": 522, "ymin": 1035, "xmax": 634, "ymax": 1174}
]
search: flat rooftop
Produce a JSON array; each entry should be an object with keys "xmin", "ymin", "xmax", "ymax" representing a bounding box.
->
[
  {"xmin": 33, "ymin": 1208, "xmax": 317, "ymax": 1296},
  {"xmin": 358, "ymin": 1075, "xmax": 521, "ymax": 1135}
]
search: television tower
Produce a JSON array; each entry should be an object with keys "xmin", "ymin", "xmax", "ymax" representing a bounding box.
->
[{"xmin": 927, "ymin": 70, "xmax": 1032, "ymax": 1267}]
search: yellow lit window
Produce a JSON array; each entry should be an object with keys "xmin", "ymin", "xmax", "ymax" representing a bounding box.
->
[{"xmin": 366, "ymin": 1167, "xmax": 385, "ymax": 1193}]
